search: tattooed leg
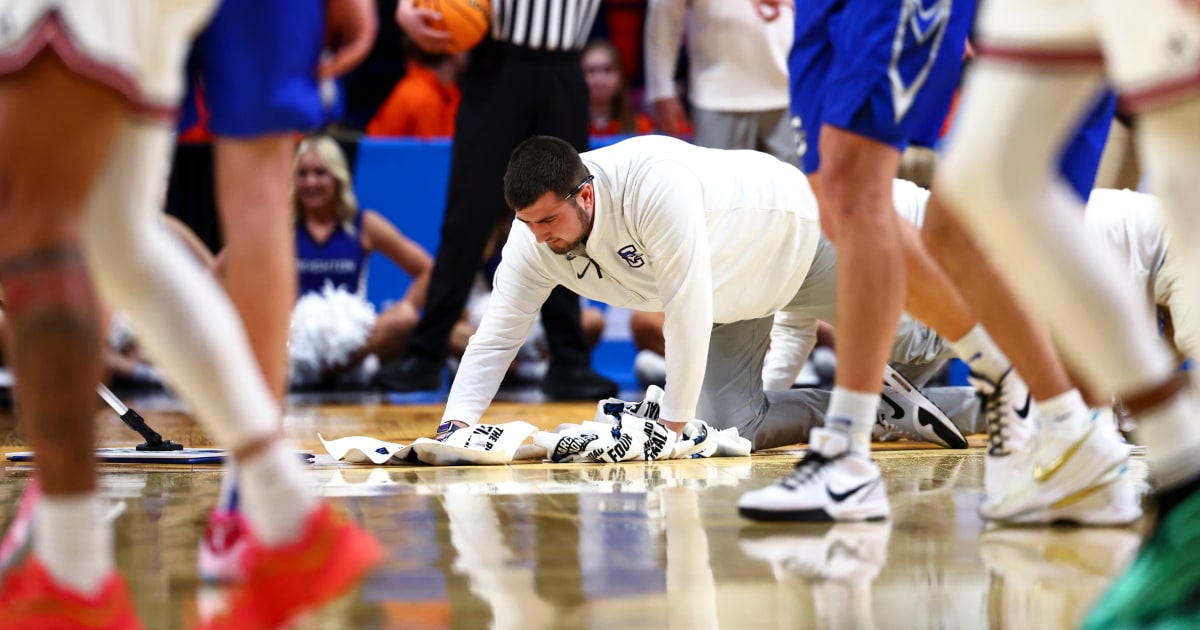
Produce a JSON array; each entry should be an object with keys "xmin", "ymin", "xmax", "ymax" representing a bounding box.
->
[
  {"xmin": 0, "ymin": 53, "xmax": 126, "ymax": 497},
  {"xmin": 0, "ymin": 244, "xmax": 101, "ymax": 494}
]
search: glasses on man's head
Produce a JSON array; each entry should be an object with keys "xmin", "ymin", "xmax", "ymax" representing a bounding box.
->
[{"xmin": 564, "ymin": 175, "xmax": 594, "ymax": 201}]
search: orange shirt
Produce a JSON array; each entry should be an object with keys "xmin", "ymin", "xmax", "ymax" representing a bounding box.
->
[
  {"xmin": 589, "ymin": 113, "xmax": 655, "ymax": 137},
  {"xmin": 367, "ymin": 62, "xmax": 461, "ymax": 138}
]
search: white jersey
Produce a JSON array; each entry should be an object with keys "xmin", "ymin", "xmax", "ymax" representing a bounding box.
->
[
  {"xmin": 445, "ymin": 135, "xmax": 820, "ymax": 424},
  {"xmin": 1083, "ymin": 189, "xmax": 1167, "ymax": 309},
  {"xmin": 643, "ymin": 0, "xmax": 792, "ymax": 112},
  {"xmin": 0, "ymin": 1, "xmax": 216, "ymax": 118},
  {"xmin": 1083, "ymin": 188, "xmax": 1197, "ymax": 356}
]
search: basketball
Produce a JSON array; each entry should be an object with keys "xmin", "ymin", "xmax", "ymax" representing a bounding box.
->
[{"xmin": 415, "ymin": 0, "xmax": 491, "ymax": 54}]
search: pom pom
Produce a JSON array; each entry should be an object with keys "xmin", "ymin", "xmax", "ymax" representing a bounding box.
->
[{"xmin": 288, "ymin": 282, "xmax": 377, "ymax": 386}]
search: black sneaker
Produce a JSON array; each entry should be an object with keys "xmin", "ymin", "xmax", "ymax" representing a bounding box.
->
[
  {"xmin": 374, "ymin": 353, "xmax": 444, "ymax": 393},
  {"xmin": 541, "ymin": 366, "xmax": 618, "ymax": 401}
]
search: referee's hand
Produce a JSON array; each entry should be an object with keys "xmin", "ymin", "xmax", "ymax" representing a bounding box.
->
[{"xmin": 396, "ymin": 0, "xmax": 454, "ymax": 53}]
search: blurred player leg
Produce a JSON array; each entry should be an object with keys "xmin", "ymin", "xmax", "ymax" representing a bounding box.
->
[
  {"xmin": 185, "ymin": 0, "xmax": 330, "ymax": 400},
  {"xmin": 815, "ymin": 127, "xmax": 907, "ymax": 452},
  {"xmin": 176, "ymin": 0, "xmax": 326, "ymax": 580},
  {"xmin": 183, "ymin": 0, "xmax": 381, "ymax": 588},
  {"xmin": 1083, "ymin": 0, "xmax": 1200, "ymax": 625},
  {"xmin": 937, "ymin": 64, "xmax": 1159, "ymax": 525},
  {"xmin": 0, "ymin": 38, "xmax": 140, "ymax": 630},
  {"xmin": 741, "ymin": 0, "xmax": 973, "ymax": 519},
  {"xmin": 213, "ymin": 135, "xmax": 296, "ymax": 400},
  {"xmin": 921, "ymin": 92, "xmax": 1123, "ymax": 505},
  {"xmin": 84, "ymin": 113, "xmax": 382, "ymax": 630}
]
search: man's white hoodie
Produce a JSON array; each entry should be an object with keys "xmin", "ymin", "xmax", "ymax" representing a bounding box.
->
[{"xmin": 444, "ymin": 136, "xmax": 820, "ymax": 424}]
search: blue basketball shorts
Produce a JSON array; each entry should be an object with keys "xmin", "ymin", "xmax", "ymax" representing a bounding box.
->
[
  {"xmin": 789, "ymin": 0, "xmax": 976, "ymax": 174},
  {"xmin": 179, "ymin": 0, "xmax": 325, "ymax": 137}
]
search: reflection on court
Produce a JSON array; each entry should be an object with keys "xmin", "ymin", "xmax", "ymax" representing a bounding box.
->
[{"xmin": 0, "ymin": 401, "xmax": 1146, "ymax": 629}]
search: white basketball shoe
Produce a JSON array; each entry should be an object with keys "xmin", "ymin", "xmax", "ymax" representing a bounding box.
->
[
  {"xmin": 969, "ymin": 368, "xmax": 1036, "ymax": 497},
  {"xmin": 739, "ymin": 428, "xmax": 889, "ymax": 522},
  {"xmin": 981, "ymin": 409, "xmax": 1139, "ymax": 525}
]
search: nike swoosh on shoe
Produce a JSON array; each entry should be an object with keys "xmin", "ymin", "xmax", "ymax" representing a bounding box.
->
[
  {"xmin": 917, "ymin": 408, "xmax": 969, "ymax": 449},
  {"xmin": 827, "ymin": 479, "xmax": 876, "ymax": 503}
]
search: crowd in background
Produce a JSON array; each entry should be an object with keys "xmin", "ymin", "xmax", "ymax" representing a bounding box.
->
[{"xmin": 179, "ymin": 1, "xmax": 674, "ymax": 142}]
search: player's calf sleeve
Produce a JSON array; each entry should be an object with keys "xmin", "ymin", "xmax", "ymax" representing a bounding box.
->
[
  {"xmin": 81, "ymin": 121, "xmax": 278, "ymax": 450},
  {"xmin": 937, "ymin": 66, "xmax": 1176, "ymax": 396}
]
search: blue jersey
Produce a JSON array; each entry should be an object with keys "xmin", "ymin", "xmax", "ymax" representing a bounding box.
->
[
  {"xmin": 297, "ymin": 212, "xmax": 367, "ymax": 297},
  {"xmin": 788, "ymin": 0, "xmax": 1115, "ymax": 196},
  {"xmin": 179, "ymin": 0, "xmax": 326, "ymax": 136},
  {"xmin": 789, "ymin": 0, "xmax": 977, "ymax": 174}
]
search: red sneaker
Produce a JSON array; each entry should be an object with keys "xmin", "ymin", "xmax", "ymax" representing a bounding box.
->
[
  {"xmin": 197, "ymin": 510, "xmax": 250, "ymax": 584},
  {"xmin": 200, "ymin": 503, "xmax": 383, "ymax": 629},
  {"xmin": 0, "ymin": 559, "xmax": 143, "ymax": 630},
  {"xmin": 0, "ymin": 477, "xmax": 39, "ymax": 578}
]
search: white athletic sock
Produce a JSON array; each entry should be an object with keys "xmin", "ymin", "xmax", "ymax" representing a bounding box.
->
[
  {"xmin": 34, "ymin": 493, "xmax": 112, "ymax": 597},
  {"xmin": 948, "ymin": 324, "xmax": 1009, "ymax": 383},
  {"xmin": 1137, "ymin": 390, "xmax": 1200, "ymax": 489},
  {"xmin": 82, "ymin": 122, "xmax": 279, "ymax": 450},
  {"xmin": 238, "ymin": 441, "xmax": 317, "ymax": 546},
  {"xmin": 1034, "ymin": 388, "xmax": 1088, "ymax": 433},
  {"xmin": 825, "ymin": 387, "xmax": 877, "ymax": 454}
]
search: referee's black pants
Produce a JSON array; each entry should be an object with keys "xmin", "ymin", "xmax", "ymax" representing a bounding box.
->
[{"xmin": 402, "ymin": 40, "xmax": 594, "ymax": 371}]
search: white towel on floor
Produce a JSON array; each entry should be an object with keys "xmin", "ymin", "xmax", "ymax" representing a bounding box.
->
[
  {"xmin": 319, "ymin": 421, "xmax": 539, "ymax": 466},
  {"xmin": 533, "ymin": 418, "xmax": 751, "ymax": 462},
  {"xmin": 319, "ymin": 414, "xmax": 752, "ymax": 467}
]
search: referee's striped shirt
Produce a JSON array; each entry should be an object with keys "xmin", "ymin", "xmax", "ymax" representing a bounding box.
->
[{"xmin": 491, "ymin": 0, "xmax": 602, "ymax": 51}]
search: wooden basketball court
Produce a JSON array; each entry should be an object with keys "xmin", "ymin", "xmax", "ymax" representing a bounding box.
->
[{"xmin": 0, "ymin": 394, "xmax": 1146, "ymax": 629}]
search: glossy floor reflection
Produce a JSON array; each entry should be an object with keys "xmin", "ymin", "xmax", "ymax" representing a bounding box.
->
[{"xmin": 0, "ymin": 401, "xmax": 1146, "ymax": 629}]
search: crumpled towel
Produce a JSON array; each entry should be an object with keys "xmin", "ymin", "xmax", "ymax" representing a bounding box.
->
[
  {"xmin": 319, "ymin": 421, "xmax": 539, "ymax": 466},
  {"xmin": 532, "ymin": 418, "xmax": 751, "ymax": 463},
  {"xmin": 319, "ymin": 386, "xmax": 753, "ymax": 467},
  {"xmin": 531, "ymin": 385, "xmax": 751, "ymax": 462}
]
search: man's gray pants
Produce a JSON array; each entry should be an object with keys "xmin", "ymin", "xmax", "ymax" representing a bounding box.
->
[
  {"xmin": 691, "ymin": 106, "xmax": 799, "ymax": 167},
  {"xmin": 698, "ymin": 238, "xmax": 982, "ymax": 450}
]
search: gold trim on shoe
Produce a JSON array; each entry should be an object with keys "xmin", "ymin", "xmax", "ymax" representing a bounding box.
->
[{"xmin": 1032, "ymin": 425, "xmax": 1096, "ymax": 484}]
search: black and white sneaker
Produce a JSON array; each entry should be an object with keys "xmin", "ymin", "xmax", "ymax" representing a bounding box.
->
[
  {"xmin": 738, "ymin": 428, "xmax": 890, "ymax": 522},
  {"xmin": 877, "ymin": 365, "xmax": 968, "ymax": 449}
]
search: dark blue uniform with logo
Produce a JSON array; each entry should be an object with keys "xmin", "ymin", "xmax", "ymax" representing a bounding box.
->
[
  {"xmin": 296, "ymin": 212, "xmax": 367, "ymax": 297},
  {"xmin": 788, "ymin": 0, "xmax": 977, "ymax": 174},
  {"xmin": 788, "ymin": 0, "xmax": 1114, "ymax": 199}
]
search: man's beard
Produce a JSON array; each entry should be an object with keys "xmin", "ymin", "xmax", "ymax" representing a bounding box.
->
[
  {"xmin": 549, "ymin": 237, "xmax": 583, "ymax": 255},
  {"xmin": 548, "ymin": 198, "xmax": 591, "ymax": 255}
]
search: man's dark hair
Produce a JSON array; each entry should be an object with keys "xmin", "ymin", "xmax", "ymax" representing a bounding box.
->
[{"xmin": 504, "ymin": 136, "xmax": 590, "ymax": 211}]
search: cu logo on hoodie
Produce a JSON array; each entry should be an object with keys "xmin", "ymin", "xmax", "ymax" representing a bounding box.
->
[{"xmin": 618, "ymin": 244, "xmax": 644, "ymax": 268}]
